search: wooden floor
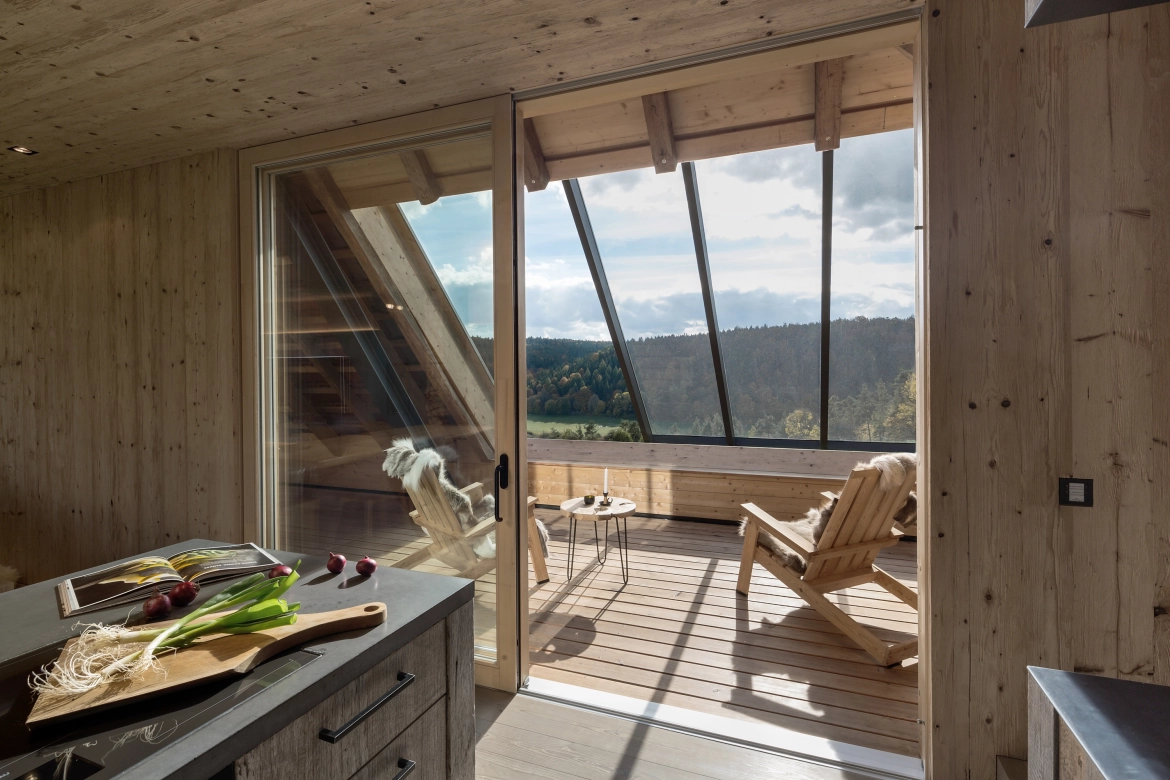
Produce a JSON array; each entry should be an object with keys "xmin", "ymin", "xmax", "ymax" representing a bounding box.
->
[
  {"xmin": 283, "ymin": 487, "xmax": 919, "ymax": 758},
  {"xmin": 475, "ymin": 687, "xmax": 876, "ymax": 780},
  {"xmin": 528, "ymin": 509, "xmax": 920, "ymax": 758}
]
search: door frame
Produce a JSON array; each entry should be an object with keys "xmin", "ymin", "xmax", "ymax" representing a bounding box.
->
[{"xmin": 237, "ymin": 94, "xmax": 526, "ymax": 691}]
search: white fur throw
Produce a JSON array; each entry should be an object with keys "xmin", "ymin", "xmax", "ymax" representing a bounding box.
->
[
  {"xmin": 739, "ymin": 452, "xmax": 916, "ymax": 575},
  {"xmin": 383, "ymin": 439, "xmax": 550, "ymax": 569},
  {"xmin": 0, "ymin": 564, "xmax": 20, "ymax": 593}
]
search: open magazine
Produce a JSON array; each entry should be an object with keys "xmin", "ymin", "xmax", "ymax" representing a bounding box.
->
[{"xmin": 56, "ymin": 543, "xmax": 282, "ymax": 617}]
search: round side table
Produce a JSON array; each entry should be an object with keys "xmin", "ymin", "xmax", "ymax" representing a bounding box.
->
[{"xmin": 559, "ymin": 497, "xmax": 636, "ymax": 584}]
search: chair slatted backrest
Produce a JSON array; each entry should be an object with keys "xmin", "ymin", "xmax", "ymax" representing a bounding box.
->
[
  {"xmin": 802, "ymin": 464, "xmax": 917, "ymax": 582},
  {"xmin": 404, "ymin": 467, "xmax": 480, "ymax": 569}
]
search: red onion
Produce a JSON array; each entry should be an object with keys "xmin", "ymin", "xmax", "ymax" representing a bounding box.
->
[
  {"xmin": 326, "ymin": 552, "xmax": 347, "ymax": 574},
  {"xmin": 143, "ymin": 588, "xmax": 171, "ymax": 619},
  {"xmin": 268, "ymin": 564, "xmax": 293, "ymax": 579},
  {"xmin": 356, "ymin": 556, "xmax": 377, "ymax": 576},
  {"xmin": 169, "ymin": 580, "xmax": 199, "ymax": 607}
]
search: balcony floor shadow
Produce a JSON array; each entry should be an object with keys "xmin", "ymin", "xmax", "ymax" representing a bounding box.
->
[{"xmin": 527, "ymin": 509, "xmax": 920, "ymax": 758}]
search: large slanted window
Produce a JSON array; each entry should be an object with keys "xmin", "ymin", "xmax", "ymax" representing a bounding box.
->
[{"xmin": 520, "ymin": 38, "xmax": 917, "ymax": 451}]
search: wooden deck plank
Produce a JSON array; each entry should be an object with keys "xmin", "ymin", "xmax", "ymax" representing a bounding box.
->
[
  {"xmin": 527, "ymin": 508, "xmax": 921, "ymax": 759},
  {"xmin": 532, "ymin": 665, "xmax": 920, "ymax": 757}
]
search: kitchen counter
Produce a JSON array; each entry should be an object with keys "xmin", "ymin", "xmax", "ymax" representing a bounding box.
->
[
  {"xmin": 0, "ymin": 539, "xmax": 475, "ymax": 780},
  {"xmin": 1028, "ymin": 665, "xmax": 1170, "ymax": 779}
]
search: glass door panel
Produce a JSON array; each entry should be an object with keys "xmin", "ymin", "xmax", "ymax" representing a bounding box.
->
[{"xmin": 259, "ymin": 128, "xmax": 506, "ymax": 663}]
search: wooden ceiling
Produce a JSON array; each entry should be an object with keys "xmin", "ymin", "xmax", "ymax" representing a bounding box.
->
[
  {"xmin": 0, "ymin": 0, "xmax": 919, "ymax": 197},
  {"xmin": 521, "ymin": 23, "xmax": 915, "ymax": 184}
]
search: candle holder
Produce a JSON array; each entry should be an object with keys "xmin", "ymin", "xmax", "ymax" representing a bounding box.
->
[{"xmin": 600, "ymin": 491, "xmax": 612, "ymax": 507}]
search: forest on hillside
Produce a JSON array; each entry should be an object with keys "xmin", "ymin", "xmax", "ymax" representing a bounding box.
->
[{"xmin": 524, "ymin": 317, "xmax": 915, "ymax": 443}]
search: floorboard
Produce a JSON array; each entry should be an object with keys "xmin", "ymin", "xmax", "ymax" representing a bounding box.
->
[{"xmin": 475, "ymin": 687, "xmax": 879, "ymax": 780}]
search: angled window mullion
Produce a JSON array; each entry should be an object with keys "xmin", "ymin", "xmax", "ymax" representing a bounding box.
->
[
  {"xmin": 819, "ymin": 150, "xmax": 834, "ymax": 450},
  {"xmin": 682, "ymin": 162, "xmax": 735, "ymax": 445},
  {"xmin": 562, "ymin": 179, "xmax": 654, "ymax": 444}
]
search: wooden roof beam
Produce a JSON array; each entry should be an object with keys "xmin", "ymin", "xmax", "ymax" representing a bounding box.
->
[
  {"xmin": 523, "ymin": 118, "xmax": 551, "ymax": 192},
  {"xmin": 814, "ymin": 58, "xmax": 846, "ymax": 152},
  {"xmin": 399, "ymin": 149, "xmax": 442, "ymax": 204},
  {"xmin": 641, "ymin": 92, "xmax": 678, "ymax": 173}
]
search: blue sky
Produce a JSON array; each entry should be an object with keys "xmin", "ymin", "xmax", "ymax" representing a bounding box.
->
[{"xmin": 398, "ymin": 129, "xmax": 915, "ymax": 342}]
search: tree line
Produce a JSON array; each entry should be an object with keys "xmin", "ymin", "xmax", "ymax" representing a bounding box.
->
[{"xmin": 524, "ymin": 317, "xmax": 915, "ymax": 443}]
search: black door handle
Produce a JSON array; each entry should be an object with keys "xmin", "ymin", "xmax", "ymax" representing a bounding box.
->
[
  {"xmin": 318, "ymin": 672, "xmax": 415, "ymax": 743},
  {"xmin": 392, "ymin": 758, "xmax": 416, "ymax": 779},
  {"xmin": 493, "ymin": 454, "xmax": 509, "ymax": 522}
]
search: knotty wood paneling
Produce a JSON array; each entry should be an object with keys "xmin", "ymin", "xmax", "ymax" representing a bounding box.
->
[
  {"xmin": 921, "ymin": 2, "xmax": 1170, "ymax": 777},
  {"xmin": 0, "ymin": 149, "xmax": 241, "ymax": 585}
]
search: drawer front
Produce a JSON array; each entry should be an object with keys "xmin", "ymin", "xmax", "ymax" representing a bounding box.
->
[
  {"xmin": 350, "ymin": 697, "xmax": 447, "ymax": 780},
  {"xmin": 236, "ymin": 621, "xmax": 446, "ymax": 780}
]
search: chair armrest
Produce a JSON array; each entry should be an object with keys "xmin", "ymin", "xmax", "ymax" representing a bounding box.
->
[
  {"xmin": 465, "ymin": 517, "xmax": 496, "ymax": 539},
  {"xmin": 459, "ymin": 481, "xmax": 485, "ymax": 504},
  {"xmin": 742, "ymin": 503, "xmax": 815, "ymax": 558},
  {"xmin": 527, "ymin": 495, "xmax": 538, "ymax": 506}
]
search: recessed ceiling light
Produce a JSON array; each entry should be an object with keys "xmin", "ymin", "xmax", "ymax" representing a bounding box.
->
[{"xmin": 7, "ymin": 146, "xmax": 38, "ymax": 155}]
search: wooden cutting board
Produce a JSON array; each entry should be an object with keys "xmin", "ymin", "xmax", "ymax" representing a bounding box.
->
[{"xmin": 28, "ymin": 602, "xmax": 387, "ymax": 727}]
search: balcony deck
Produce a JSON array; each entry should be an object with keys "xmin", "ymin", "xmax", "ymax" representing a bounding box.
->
[{"xmin": 528, "ymin": 508, "xmax": 920, "ymax": 758}]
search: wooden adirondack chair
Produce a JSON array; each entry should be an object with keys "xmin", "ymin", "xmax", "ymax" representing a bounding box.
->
[
  {"xmin": 739, "ymin": 463, "xmax": 918, "ymax": 666},
  {"xmin": 392, "ymin": 466, "xmax": 549, "ymax": 584}
]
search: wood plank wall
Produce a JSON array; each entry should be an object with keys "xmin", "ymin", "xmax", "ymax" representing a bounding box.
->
[
  {"xmin": 527, "ymin": 440, "xmax": 854, "ymax": 523},
  {"xmin": 922, "ymin": 3, "xmax": 1170, "ymax": 777},
  {"xmin": 0, "ymin": 150, "xmax": 242, "ymax": 585},
  {"xmin": 529, "ymin": 460, "xmax": 845, "ymax": 524}
]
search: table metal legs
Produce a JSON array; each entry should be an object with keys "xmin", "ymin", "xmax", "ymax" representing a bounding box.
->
[
  {"xmin": 566, "ymin": 516, "xmax": 629, "ymax": 584},
  {"xmin": 615, "ymin": 517, "xmax": 628, "ymax": 583}
]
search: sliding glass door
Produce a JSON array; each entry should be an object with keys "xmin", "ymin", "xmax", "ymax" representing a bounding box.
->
[{"xmin": 241, "ymin": 97, "xmax": 523, "ymax": 690}]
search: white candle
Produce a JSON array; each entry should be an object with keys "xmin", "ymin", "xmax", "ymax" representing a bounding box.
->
[{"xmin": 604, "ymin": 467, "xmax": 608, "ymax": 494}]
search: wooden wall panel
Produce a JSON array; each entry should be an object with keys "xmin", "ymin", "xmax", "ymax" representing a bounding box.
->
[
  {"xmin": 922, "ymin": 2, "xmax": 1170, "ymax": 777},
  {"xmin": 0, "ymin": 149, "xmax": 241, "ymax": 585},
  {"xmin": 528, "ymin": 461, "xmax": 845, "ymax": 524}
]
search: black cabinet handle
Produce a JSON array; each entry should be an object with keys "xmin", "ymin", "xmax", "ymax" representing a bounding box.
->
[
  {"xmin": 392, "ymin": 758, "xmax": 416, "ymax": 780},
  {"xmin": 318, "ymin": 672, "xmax": 415, "ymax": 743}
]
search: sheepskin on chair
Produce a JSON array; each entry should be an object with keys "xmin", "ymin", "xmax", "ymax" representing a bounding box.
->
[
  {"xmin": 0, "ymin": 564, "xmax": 20, "ymax": 593},
  {"xmin": 739, "ymin": 452, "xmax": 916, "ymax": 575},
  {"xmin": 383, "ymin": 439, "xmax": 550, "ymax": 570}
]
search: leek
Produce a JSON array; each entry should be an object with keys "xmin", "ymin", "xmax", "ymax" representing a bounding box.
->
[{"xmin": 31, "ymin": 563, "xmax": 303, "ymax": 699}]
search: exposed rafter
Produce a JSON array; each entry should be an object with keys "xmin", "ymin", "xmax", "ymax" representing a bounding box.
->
[
  {"xmin": 399, "ymin": 149, "xmax": 442, "ymax": 205},
  {"xmin": 522, "ymin": 118, "xmax": 551, "ymax": 192},
  {"xmin": 641, "ymin": 92, "xmax": 678, "ymax": 173},
  {"xmin": 814, "ymin": 58, "xmax": 846, "ymax": 152}
]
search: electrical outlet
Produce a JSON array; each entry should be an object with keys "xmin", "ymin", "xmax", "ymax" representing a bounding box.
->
[{"xmin": 1059, "ymin": 477, "xmax": 1093, "ymax": 507}]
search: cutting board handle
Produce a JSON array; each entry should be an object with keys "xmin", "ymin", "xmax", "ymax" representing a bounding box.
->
[{"xmin": 234, "ymin": 601, "xmax": 388, "ymax": 673}]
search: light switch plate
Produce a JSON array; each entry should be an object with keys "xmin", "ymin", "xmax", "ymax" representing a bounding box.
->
[{"xmin": 1059, "ymin": 477, "xmax": 1094, "ymax": 507}]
